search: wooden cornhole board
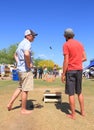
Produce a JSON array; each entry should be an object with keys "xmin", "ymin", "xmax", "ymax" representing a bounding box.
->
[{"xmin": 44, "ymin": 91, "xmax": 62, "ymax": 103}]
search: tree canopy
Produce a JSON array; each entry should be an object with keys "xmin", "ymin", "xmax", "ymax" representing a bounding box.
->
[{"xmin": 0, "ymin": 44, "xmax": 18, "ymax": 64}]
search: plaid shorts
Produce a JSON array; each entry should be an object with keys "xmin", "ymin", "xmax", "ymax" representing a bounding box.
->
[
  {"xmin": 65, "ymin": 70, "xmax": 82, "ymax": 96},
  {"xmin": 18, "ymin": 71, "xmax": 33, "ymax": 91}
]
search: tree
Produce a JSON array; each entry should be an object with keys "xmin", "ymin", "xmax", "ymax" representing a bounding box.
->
[
  {"xmin": 34, "ymin": 58, "xmax": 60, "ymax": 71},
  {"xmin": 38, "ymin": 60, "xmax": 55, "ymax": 71},
  {"xmin": 0, "ymin": 44, "xmax": 18, "ymax": 64},
  {"xmin": 34, "ymin": 58, "xmax": 44, "ymax": 67},
  {"xmin": 0, "ymin": 48, "xmax": 7, "ymax": 63},
  {"xmin": 7, "ymin": 44, "xmax": 18, "ymax": 64}
]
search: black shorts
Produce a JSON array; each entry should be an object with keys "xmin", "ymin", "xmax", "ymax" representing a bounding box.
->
[{"xmin": 65, "ymin": 70, "xmax": 82, "ymax": 96}]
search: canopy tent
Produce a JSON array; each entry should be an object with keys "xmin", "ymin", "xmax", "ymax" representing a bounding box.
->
[{"xmin": 85, "ymin": 60, "xmax": 94, "ymax": 69}]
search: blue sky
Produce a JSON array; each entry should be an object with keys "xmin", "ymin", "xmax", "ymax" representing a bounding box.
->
[{"xmin": 0, "ymin": 0, "xmax": 94, "ymax": 67}]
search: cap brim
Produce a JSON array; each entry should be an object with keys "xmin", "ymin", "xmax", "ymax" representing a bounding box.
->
[{"xmin": 34, "ymin": 34, "xmax": 38, "ymax": 36}]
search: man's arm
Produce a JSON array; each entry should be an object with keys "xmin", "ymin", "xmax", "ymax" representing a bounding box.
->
[
  {"xmin": 82, "ymin": 51, "xmax": 87, "ymax": 62},
  {"xmin": 61, "ymin": 54, "xmax": 68, "ymax": 83},
  {"xmin": 24, "ymin": 50, "xmax": 33, "ymax": 69},
  {"xmin": 14, "ymin": 52, "xmax": 18, "ymax": 63}
]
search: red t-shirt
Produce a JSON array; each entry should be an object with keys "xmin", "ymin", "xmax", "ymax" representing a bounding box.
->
[{"xmin": 63, "ymin": 39, "xmax": 84, "ymax": 70}]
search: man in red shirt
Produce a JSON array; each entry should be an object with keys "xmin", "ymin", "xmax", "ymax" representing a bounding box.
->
[{"xmin": 62, "ymin": 28, "xmax": 87, "ymax": 119}]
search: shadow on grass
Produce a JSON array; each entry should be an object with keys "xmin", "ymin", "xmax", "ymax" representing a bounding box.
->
[
  {"xmin": 12, "ymin": 105, "xmax": 21, "ymax": 110},
  {"xmin": 55, "ymin": 102, "xmax": 81, "ymax": 115},
  {"xmin": 55, "ymin": 102, "xmax": 70, "ymax": 114},
  {"xmin": 27, "ymin": 99, "xmax": 44, "ymax": 109},
  {"xmin": 12, "ymin": 99, "xmax": 44, "ymax": 111}
]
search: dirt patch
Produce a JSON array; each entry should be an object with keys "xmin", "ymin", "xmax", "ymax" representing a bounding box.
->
[{"xmin": 0, "ymin": 85, "xmax": 94, "ymax": 130}]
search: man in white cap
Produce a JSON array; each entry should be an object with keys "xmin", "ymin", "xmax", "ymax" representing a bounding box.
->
[
  {"xmin": 61, "ymin": 28, "xmax": 87, "ymax": 119},
  {"xmin": 7, "ymin": 29, "xmax": 37, "ymax": 114}
]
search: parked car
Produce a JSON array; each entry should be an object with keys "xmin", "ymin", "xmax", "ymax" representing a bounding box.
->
[{"xmin": 89, "ymin": 67, "xmax": 94, "ymax": 77}]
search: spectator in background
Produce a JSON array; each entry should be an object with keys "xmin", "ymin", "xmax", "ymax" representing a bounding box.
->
[
  {"xmin": 53, "ymin": 64, "xmax": 57, "ymax": 77},
  {"xmin": 38, "ymin": 67, "xmax": 43, "ymax": 79},
  {"xmin": 42, "ymin": 66, "xmax": 48, "ymax": 80},
  {"xmin": 33, "ymin": 66, "xmax": 37, "ymax": 79},
  {"xmin": 0, "ymin": 63, "xmax": 5, "ymax": 80}
]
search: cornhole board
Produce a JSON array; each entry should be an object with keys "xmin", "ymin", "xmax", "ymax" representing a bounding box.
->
[{"xmin": 44, "ymin": 91, "xmax": 62, "ymax": 103}]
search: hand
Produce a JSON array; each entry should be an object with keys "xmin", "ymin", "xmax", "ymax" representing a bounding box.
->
[
  {"xmin": 30, "ymin": 63, "xmax": 33, "ymax": 68},
  {"xmin": 61, "ymin": 74, "xmax": 66, "ymax": 83}
]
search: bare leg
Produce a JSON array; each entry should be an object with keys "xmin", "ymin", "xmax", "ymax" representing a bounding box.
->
[
  {"xmin": 1, "ymin": 74, "xmax": 5, "ymax": 80},
  {"xmin": 67, "ymin": 95, "xmax": 75, "ymax": 119},
  {"xmin": 7, "ymin": 88, "xmax": 21, "ymax": 111},
  {"xmin": 78, "ymin": 93, "xmax": 85, "ymax": 116},
  {"xmin": 21, "ymin": 91, "xmax": 32, "ymax": 114}
]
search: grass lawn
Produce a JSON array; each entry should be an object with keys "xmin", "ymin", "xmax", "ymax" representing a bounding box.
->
[{"xmin": 0, "ymin": 78, "xmax": 94, "ymax": 130}]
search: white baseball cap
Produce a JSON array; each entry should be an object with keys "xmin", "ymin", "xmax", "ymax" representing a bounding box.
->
[{"xmin": 24, "ymin": 29, "xmax": 38, "ymax": 36}]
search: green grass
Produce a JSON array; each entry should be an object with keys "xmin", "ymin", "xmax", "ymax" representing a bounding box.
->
[
  {"xmin": 34, "ymin": 78, "xmax": 63, "ymax": 87},
  {"xmin": 82, "ymin": 78, "xmax": 94, "ymax": 95},
  {"xmin": 0, "ymin": 78, "xmax": 63, "ymax": 88},
  {"xmin": 0, "ymin": 78, "xmax": 63, "ymax": 94},
  {"xmin": 0, "ymin": 78, "xmax": 94, "ymax": 95},
  {"xmin": 0, "ymin": 80, "xmax": 18, "ymax": 94},
  {"xmin": 0, "ymin": 80, "xmax": 16, "ymax": 87}
]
